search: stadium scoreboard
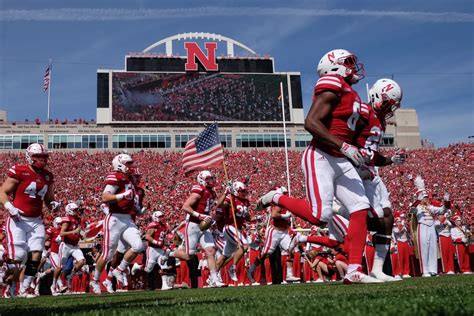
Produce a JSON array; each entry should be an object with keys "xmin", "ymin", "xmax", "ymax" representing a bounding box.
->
[{"xmin": 97, "ymin": 33, "xmax": 304, "ymax": 125}]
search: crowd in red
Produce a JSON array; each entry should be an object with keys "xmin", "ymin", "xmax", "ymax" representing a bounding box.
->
[
  {"xmin": 0, "ymin": 143, "xmax": 472, "ymax": 294},
  {"xmin": 0, "ymin": 143, "xmax": 472, "ymax": 230}
]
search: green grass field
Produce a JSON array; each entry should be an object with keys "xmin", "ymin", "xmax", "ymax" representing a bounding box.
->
[{"xmin": 1, "ymin": 275, "xmax": 473, "ymax": 316}]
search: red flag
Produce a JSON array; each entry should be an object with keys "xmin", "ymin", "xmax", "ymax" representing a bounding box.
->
[
  {"xmin": 43, "ymin": 65, "xmax": 50, "ymax": 92},
  {"xmin": 182, "ymin": 123, "xmax": 224, "ymax": 174}
]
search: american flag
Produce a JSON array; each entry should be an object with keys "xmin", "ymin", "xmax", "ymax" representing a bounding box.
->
[
  {"xmin": 182, "ymin": 123, "xmax": 224, "ymax": 174},
  {"xmin": 43, "ymin": 65, "xmax": 51, "ymax": 92}
]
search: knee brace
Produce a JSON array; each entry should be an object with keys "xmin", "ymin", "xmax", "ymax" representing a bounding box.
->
[{"xmin": 25, "ymin": 260, "xmax": 40, "ymax": 277}]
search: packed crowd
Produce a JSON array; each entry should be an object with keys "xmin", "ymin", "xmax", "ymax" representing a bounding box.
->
[
  {"xmin": 0, "ymin": 144, "xmax": 472, "ymax": 230},
  {"xmin": 112, "ymin": 72, "xmax": 289, "ymax": 122}
]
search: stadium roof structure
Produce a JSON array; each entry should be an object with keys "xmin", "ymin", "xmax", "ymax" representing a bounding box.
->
[{"xmin": 142, "ymin": 32, "xmax": 257, "ymax": 57}]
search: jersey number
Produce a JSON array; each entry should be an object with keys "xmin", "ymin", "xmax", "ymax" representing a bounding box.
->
[
  {"xmin": 24, "ymin": 182, "xmax": 48, "ymax": 199},
  {"xmin": 347, "ymin": 101, "xmax": 361, "ymax": 131}
]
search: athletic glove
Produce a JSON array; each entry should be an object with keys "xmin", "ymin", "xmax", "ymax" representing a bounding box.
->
[
  {"xmin": 4, "ymin": 201, "xmax": 21, "ymax": 221},
  {"xmin": 340, "ymin": 142, "xmax": 365, "ymax": 166},
  {"xmin": 50, "ymin": 201, "xmax": 61, "ymax": 212},
  {"xmin": 116, "ymin": 189, "xmax": 134, "ymax": 201}
]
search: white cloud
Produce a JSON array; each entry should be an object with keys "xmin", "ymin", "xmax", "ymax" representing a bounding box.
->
[{"xmin": 0, "ymin": 7, "xmax": 472, "ymax": 23}]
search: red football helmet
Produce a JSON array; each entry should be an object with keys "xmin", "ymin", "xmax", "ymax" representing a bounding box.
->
[{"xmin": 26, "ymin": 143, "xmax": 49, "ymax": 169}]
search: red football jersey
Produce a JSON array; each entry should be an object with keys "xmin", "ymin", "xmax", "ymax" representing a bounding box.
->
[
  {"xmin": 61, "ymin": 215, "xmax": 81, "ymax": 246},
  {"xmin": 146, "ymin": 222, "xmax": 167, "ymax": 248},
  {"xmin": 104, "ymin": 171, "xmax": 135, "ymax": 214},
  {"xmin": 223, "ymin": 195, "xmax": 250, "ymax": 229},
  {"xmin": 354, "ymin": 104, "xmax": 385, "ymax": 165},
  {"xmin": 6, "ymin": 164, "xmax": 54, "ymax": 218},
  {"xmin": 46, "ymin": 226, "xmax": 61, "ymax": 254},
  {"xmin": 188, "ymin": 185, "xmax": 216, "ymax": 224},
  {"xmin": 272, "ymin": 207, "xmax": 290, "ymax": 230},
  {"xmin": 310, "ymin": 74, "xmax": 363, "ymax": 157}
]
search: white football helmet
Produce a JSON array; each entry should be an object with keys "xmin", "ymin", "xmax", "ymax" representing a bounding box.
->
[
  {"xmin": 26, "ymin": 143, "xmax": 49, "ymax": 169},
  {"xmin": 197, "ymin": 170, "xmax": 215, "ymax": 188},
  {"xmin": 65, "ymin": 202, "xmax": 79, "ymax": 216},
  {"xmin": 152, "ymin": 211, "xmax": 164, "ymax": 222},
  {"xmin": 232, "ymin": 181, "xmax": 248, "ymax": 198},
  {"xmin": 317, "ymin": 49, "xmax": 365, "ymax": 84},
  {"xmin": 112, "ymin": 154, "xmax": 134, "ymax": 174},
  {"xmin": 369, "ymin": 78, "xmax": 402, "ymax": 119},
  {"xmin": 53, "ymin": 217, "xmax": 62, "ymax": 229}
]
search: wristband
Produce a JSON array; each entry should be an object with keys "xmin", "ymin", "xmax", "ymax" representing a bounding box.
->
[
  {"xmin": 192, "ymin": 211, "xmax": 200, "ymax": 218},
  {"xmin": 152, "ymin": 240, "xmax": 158, "ymax": 245},
  {"xmin": 4, "ymin": 201, "xmax": 14, "ymax": 211},
  {"xmin": 116, "ymin": 193, "xmax": 124, "ymax": 201}
]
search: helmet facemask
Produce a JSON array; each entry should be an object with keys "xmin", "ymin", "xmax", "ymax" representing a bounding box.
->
[{"xmin": 338, "ymin": 55, "xmax": 365, "ymax": 83}]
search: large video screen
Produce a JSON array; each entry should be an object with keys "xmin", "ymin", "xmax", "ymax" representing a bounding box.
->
[{"xmin": 111, "ymin": 72, "xmax": 291, "ymax": 122}]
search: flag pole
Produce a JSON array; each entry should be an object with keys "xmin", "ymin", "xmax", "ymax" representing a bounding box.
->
[
  {"xmin": 280, "ymin": 81, "xmax": 294, "ymax": 228},
  {"xmin": 279, "ymin": 81, "xmax": 292, "ymax": 196},
  {"xmin": 47, "ymin": 58, "xmax": 52, "ymax": 122}
]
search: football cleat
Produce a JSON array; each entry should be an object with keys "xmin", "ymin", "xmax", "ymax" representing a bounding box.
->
[
  {"xmin": 422, "ymin": 273, "xmax": 431, "ymax": 277},
  {"xmin": 102, "ymin": 279, "xmax": 115, "ymax": 293},
  {"xmin": 369, "ymin": 271, "xmax": 402, "ymax": 282},
  {"xmin": 3, "ymin": 285, "xmax": 12, "ymax": 298},
  {"xmin": 402, "ymin": 274, "xmax": 412, "ymax": 278},
  {"xmin": 131, "ymin": 263, "xmax": 142, "ymax": 276},
  {"xmin": 228, "ymin": 265, "xmax": 238, "ymax": 282},
  {"xmin": 90, "ymin": 280, "xmax": 101, "ymax": 294},
  {"xmin": 18, "ymin": 289, "xmax": 38, "ymax": 298},
  {"xmin": 286, "ymin": 275, "xmax": 301, "ymax": 282},
  {"xmin": 343, "ymin": 267, "xmax": 383, "ymax": 284},
  {"xmin": 112, "ymin": 268, "xmax": 125, "ymax": 285},
  {"xmin": 463, "ymin": 271, "xmax": 473, "ymax": 275},
  {"xmin": 255, "ymin": 190, "xmax": 279, "ymax": 211}
]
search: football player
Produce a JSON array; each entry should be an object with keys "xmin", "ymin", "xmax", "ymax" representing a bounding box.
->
[
  {"xmin": 47, "ymin": 216, "xmax": 67, "ymax": 295},
  {"xmin": 247, "ymin": 187, "xmax": 300, "ymax": 283},
  {"xmin": 0, "ymin": 143, "xmax": 60, "ymax": 297},
  {"xmin": 256, "ymin": 50, "xmax": 379, "ymax": 283},
  {"xmin": 143, "ymin": 211, "xmax": 168, "ymax": 280},
  {"xmin": 345, "ymin": 78, "xmax": 404, "ymax": 281},
  {"xmin": 167, "ymin": 171, "xmax": 223, "ymax": 287},
  {"xmin": 58, "ymin": 203, "xmax": 86, "ymax": 292},
  {"xmin": 90, "ymin": 154, "xmax": 144, "ymax": 294},
  {"xmin": 215, "ymin": 181, "xmax": 253, "ymax": 282}
]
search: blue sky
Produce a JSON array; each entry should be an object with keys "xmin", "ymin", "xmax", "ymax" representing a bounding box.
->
[{"xmin": 0, "ymin": 0, "xmax": 472, "ymax": 147}]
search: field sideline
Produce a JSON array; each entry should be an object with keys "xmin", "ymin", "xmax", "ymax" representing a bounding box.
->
[{"xmin": 0, "ymin": 275, "xmax": 472, "ymax": 316}]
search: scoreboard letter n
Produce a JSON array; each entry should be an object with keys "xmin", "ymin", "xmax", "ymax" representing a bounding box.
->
[{"xmin": 185, "ymin": 42, "xmax": 219, "ymax": 71}]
